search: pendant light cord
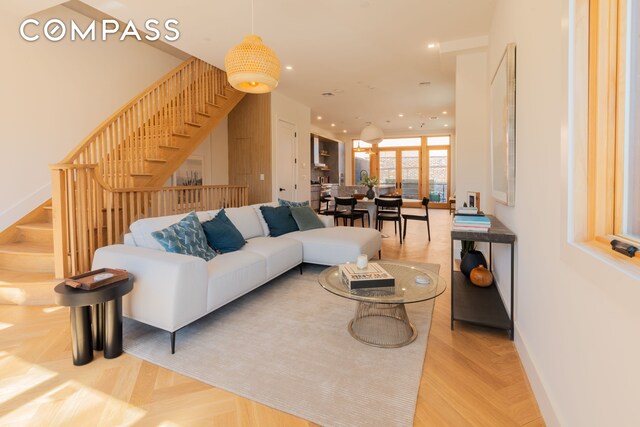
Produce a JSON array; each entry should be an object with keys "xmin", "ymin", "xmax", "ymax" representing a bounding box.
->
[{"xmin": 251, "ymin": 0, "xmax": 254, "ymax": 34}]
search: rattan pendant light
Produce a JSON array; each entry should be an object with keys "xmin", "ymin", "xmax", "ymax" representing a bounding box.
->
[
  {"xmin": 225, "ymin": 0, "xmax": 280, "ymax": 94},
  {"xmin": 360, "ymin": 123, "xmax": 384, "ymax": 144}
]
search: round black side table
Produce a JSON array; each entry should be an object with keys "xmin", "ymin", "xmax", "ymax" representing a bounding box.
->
[{"xmin": 54, "ymin": 274, "xmax": 133, "ymax": 366}]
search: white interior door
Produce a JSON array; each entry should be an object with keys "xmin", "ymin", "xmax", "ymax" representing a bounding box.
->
[{"xmin": 276, "ymin": 119, "xmax": 297, "ymax": 201}]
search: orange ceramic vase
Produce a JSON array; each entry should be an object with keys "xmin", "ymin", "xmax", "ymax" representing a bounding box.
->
[{"xmin": 470, "ymin": 266, "xmax": 493, "ymax": 287}]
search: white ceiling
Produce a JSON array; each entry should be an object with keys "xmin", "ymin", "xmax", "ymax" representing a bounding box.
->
[{"xmin": 85, "ymin": 1, "xmax": 497, "ymax": 136}]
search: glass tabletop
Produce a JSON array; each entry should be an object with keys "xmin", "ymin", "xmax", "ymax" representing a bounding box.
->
[{"xmin": 318, "ymin": 261, "xmax": 447, "ymax": 304}]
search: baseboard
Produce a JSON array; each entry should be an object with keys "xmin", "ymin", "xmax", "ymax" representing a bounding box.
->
[
  {"xmin": 0, "ymin": 183, "xmax": 51, "ymax": 232},
  {"xmin": 514, "ymin": 323, "xmax": 562, "ymax": 427}
]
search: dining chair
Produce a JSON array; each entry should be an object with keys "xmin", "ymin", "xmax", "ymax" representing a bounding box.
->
[
  {"xmin": 318, "ymin": 195, "xmax": 335, "ymax": 216},
  {"xmin": 375, "ymin": 197, "xmax": 403, "ymax": 243},
  {"xmin": 352, "ymin": 195, "xmax": 370, "ymax": 227},
  {"xmin": 333, "ymin": 197, "xmax": 366, "ymax": 227},
  {"xmin": 402, "ymin": 197, "xmax": 431, "ymax": 241}
]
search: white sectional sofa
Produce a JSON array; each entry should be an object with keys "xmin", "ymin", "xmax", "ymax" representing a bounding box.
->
[{"xmin": 92, "ymin": 203, "xmax": 381, "ymax": 353}]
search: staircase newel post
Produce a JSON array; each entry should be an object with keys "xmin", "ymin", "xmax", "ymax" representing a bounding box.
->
[{"xmin": 50, "ymin": 166, "xmax": 70, "ymax": 279}]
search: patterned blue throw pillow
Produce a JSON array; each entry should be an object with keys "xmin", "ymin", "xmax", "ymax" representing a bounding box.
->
[
  {"xmin": 278, "ymin": 198, "xmax": 310, "ymax": 207},
  {"xmin": 151, "ymin": 211, "xmax": 216, "ymax": 261}
]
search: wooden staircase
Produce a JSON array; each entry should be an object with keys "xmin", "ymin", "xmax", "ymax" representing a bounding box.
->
[
  {"xmin": 1, "ymin": 57, "xmax": 247, "ymax": 305},
  {"xmin": 0, "ymin": 203, "xmax": 58, "ymax": 305}
]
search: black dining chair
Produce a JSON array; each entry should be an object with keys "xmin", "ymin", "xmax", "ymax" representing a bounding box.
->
[
  {"xmin": 375, "ymin": 197, "xmax": 403, "ymax": 243},
  {"xmin": 402, "ymin": 197, "xmax": 431, "ymax": 241},
  {"xmin": 333, "ymin": 197, "xmax": 366, "ymax": 227},
  {"xmin": 352, "ymin": 196, "xmax": 370, "ymax": 228},
  {"xmin": 318, "ymin": 195, "xmax": 335, "ymax": 216}
]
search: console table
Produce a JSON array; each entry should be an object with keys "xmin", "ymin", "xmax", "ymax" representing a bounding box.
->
[{"xmin": 450, "ymin": 215, "xmax": 515, "ymax": 339}]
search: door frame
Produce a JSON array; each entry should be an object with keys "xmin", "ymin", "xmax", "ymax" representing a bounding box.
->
[{"xmin": 422, "ymin": 136, "xmax": 451, "ymax": 209}]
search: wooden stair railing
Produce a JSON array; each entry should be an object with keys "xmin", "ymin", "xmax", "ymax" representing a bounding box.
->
[
  {"xmin": 50, "ymin": 164, "xmax": 248, "ymax": 278},
  {"xmin": 47, "ymin": 56, "xmax": 248, "ymax": 280},
  {"xmin": 61, "ymin": 57, "xmax": 240, "ymax": 188}
]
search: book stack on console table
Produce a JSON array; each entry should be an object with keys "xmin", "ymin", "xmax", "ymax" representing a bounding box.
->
[{"xmin": 452, "ymin": 213, "xmax": 491, "ymax": 232}]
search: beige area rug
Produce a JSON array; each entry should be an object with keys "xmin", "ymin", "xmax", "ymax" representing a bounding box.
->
[{"xmin": 123, "ymin": 263, "xmax": 439, "ymax": 427}]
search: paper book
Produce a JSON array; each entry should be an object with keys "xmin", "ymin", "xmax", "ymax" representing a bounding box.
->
[{"xmin": 339, "ymin": 263, "xmax": 395, "ymax": 289}]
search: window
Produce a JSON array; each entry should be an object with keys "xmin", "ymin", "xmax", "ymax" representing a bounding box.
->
[{"xmin": 589, "ymin": 0, "xmax": 640, "ymax": 248}]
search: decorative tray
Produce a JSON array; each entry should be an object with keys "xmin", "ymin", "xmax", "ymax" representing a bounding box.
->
[{"xmin": 64, "ymin": 268, "xmax": 128, "ymax": 290}]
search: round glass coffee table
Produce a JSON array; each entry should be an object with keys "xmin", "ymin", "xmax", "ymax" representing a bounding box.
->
[{"xmin": 318, "ymin": 261, "xmax": 446, "ymax": 348}]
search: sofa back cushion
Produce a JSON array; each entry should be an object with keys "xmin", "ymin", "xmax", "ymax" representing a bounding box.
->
[
  {"xmin": 151, "ymin": 212, "xmax": 216, "ymax": 261},
  {"xmin": 221, "ymin": 206, "xmax": 265, "ymax": 240},
  {"xmin": 130, "ymin": 211, "xmax": 212, "ymax": 251},
  {"xmin": 201, "ymin": 210, "xmax": 246, "ymax": 253},
  {"xmin": 290, "ymin": 206, "xmax": 325, "ymax": 231},
  {"xmin": 260, "ymin": 206, "xmax": 299, "ymax": 237}
]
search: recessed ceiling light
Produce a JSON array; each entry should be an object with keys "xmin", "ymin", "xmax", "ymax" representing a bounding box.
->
[
  {"xmin": 331, "ymin": 123, "xmax": 336, "ymax": 127},
  {"xmin": 444, "ymin": 124, "xmax": 449, "ymax": 127},
  {"xmin": 343, "ymin": 130, "xmax": 347, "ymax": 133},
  {"xmin": 398, "ymin": 113, "xmax": 404, "ymax": 118},
  {"xmin": 427, "ymin": 43, "xmax": 436, "ymax": 49},
  {"xmin": 442, "ymin": 111, "xmax": 448, "ymax": 115},
  {"xmin": 408, "ymin": 126, "xmax": 413, "ymax": 129},
  {"xmin": 285, "ymin": 65, "xmax": 293, "ymax": 70},
  {"xmin": 317, "ymin": 116, "xmax": 322, "ymax": 120}
]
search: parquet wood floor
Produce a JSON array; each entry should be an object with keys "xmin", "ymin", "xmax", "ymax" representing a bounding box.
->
[{"xmin": 0, "ymin": 209, "xmax": 544, "ymax": 426}]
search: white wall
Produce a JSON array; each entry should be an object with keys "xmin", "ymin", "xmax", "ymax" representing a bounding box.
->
[
  {"xmin": 271, "ymin": 91, "xmax": 311, "ymax": 202},
  {"xmin": 455, "ymin": 52, "xmax": 491, "ymax": 213},
  {"xmin": 0, "ymin": 5, "xmax": 182, "ymax": 231},
  {"xmin": 182, "ymin": 118, "xmax": 229, "ymax": 186},
  {"xmin": 488, "ymin": 1, "xmax": 640, "ymax": 426}
]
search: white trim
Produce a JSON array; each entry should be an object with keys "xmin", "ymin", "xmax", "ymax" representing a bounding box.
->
[
  {"xmin": 0, "ymin": 182, "xmax": 51, "ymax": 232},
  {"xmin": 514, "ymin": 324, "xmax": 562, "ymax": 427}
]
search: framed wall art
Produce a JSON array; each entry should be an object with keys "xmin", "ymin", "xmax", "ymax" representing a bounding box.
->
[{"xmin": 490, "ymin": 43, "xmax": 516, "ymax": 206}]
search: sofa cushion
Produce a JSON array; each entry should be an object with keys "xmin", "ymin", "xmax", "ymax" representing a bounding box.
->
[
  {"xmin": 222, "ymin": 206, "xmax": 265, "ymax": 240},
  {"xmin": 251, "ymin": 202, "xmax": 278, "ymax": 236},
  {"xmin": 278, "ymin": 198, "xmax": 310, "ymax": 207},
  {"xmin": 260, "ymin": 206, "xmax": 299, "ymax": 237},
  {"xmin": 206, "ymin": 251, "xmax": 267, "ymax": 311},
  {"xmin": 201, "ymin": 211, "xmax": 246, "ymax": 254},
  {"xmin": 283, "ymin": 226, "xmax": 381, "ymax": 266},
  {"xmin": 241, "ymin": 237, "xmax": 302, "ymax": 279},
  {"xmin": 151, "ymin": 212, "xmax": 216, "ymax": 261},
  {"xmin": 290, "ymin": 206, "xmax": 325, "ymax": 231},
  {"xmin": 130, "ymin": 211, "xmax": 212, "ymax": 251}
]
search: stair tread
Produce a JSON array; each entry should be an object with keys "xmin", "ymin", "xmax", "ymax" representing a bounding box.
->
[
  {"xmin": 0, "ymin": 268, "xmax": 57, "ymax": 283},
  {"xmin": 16, "ymin": 222, "xmax": 53, "ymax": 231},
  {"xmin": 130, "ymin": 172, "xmax": 153, "ymax": 177},
  {"xmin": 0, "ymin": 242, "xmax": 54, "ymax": 255},
  {"xmin": 145, "ymin": 158, "xmax": 167, "ymax": 163}
]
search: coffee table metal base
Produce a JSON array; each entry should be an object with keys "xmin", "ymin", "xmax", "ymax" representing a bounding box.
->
[{"xmin": 348, "ymin": 301, "xmax": 417, "ymax": 348}]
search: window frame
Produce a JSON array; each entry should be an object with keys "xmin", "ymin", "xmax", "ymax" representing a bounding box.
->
[{"xmin": 588, "ymin": 0, "xmax": 640, "ymax": 252}]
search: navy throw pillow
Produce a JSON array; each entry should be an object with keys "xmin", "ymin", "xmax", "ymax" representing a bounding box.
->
[
  {"xmin": 259, "ymin": 206, "xmax": 299, "ymax": 237},
  {"xmin": 201, "ymin": 210, "xmax": 246, "ymax": 253}
]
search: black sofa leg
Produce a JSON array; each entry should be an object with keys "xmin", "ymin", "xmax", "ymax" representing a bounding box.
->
[
  {"xmin": 299, "ymin": 263, "xmax": 303, "ymax": 274},
  {"xmin": 171, "ymin": 331, "xmax": 176, "ymax": 354}
]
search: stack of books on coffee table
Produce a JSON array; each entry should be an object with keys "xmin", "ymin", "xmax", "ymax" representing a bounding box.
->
[
  {"xmin": 339, "ymin": 263, "xmax": 395, "ymax": 289},
  {"xmin": 452, "ymin": 214, "xmax": 491, "ymax": 232}
]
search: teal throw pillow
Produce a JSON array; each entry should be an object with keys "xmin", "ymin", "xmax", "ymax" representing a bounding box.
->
[
  {"xmin": 259, "ymin": 206, "xmax": 299, "ymax": 237},
  {"xmin": 201, "ymin": 210, "xmax": 246, "ymax": 254},
  {"xmin": 278, "ymin": 198, "xmax": 310, "ymax": 207},
  {"xmin": 151, "ymin": 211, "xmax": 216, "ymax": 261},
  {"xmin": 290, "ymin": 206, "xmax": 324, "ymax": 231}
]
